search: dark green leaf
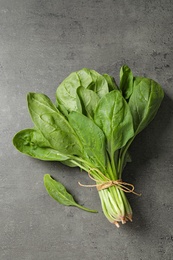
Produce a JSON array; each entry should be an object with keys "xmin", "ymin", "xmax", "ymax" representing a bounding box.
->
[
  {"xmin": 94, "ymin": 90, "xmax": 134, "ymax": 155},
  {"xmin": 27, "ymin": 93, "xmax": 83, "ymax": 157},
  {"xmin": 13, "ymin": 129, "xmax": 70, "ymax": 161},
  {"xmin": 56, "ymin": 71, "xmax": 83, "ymax": 112},
  {"xmin": 87, "ymin": 69, "xmax": 109, "ymax": 97},
  {"xmin": 76, "ymin": 86, "xmax": 100, "ymax": 119},
  {"xmin": 128, "ymin": 77, "xmax": 164, "ymax": 134},
  {"xmin": 44, "ymin": 174, "xmax": 97, "ymax": 213},
  {"xmin": 68, "ymin": 111, "xmax": 106, "ymax": 171},
  {"xmin": 56, "ymin": 68, "xmax": 110, "ymax": 112},
  {"xmin": 56, "ymin": 68, "xmax": 95, "ymax": 112},
  {"xmin": 119, "ymin": 65, "xmax": 134, "ymax": 99}
]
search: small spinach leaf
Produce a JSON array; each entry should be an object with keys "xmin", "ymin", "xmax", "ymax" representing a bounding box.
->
[
  {"xmin": 102, "ymin": 73, "xmax": 118, "ymax": 91},
  {"xmin": 119, "ymin": 65, "xmax": 133, "ymax": 100},
  {"xmin": 44, "ymin": 174, "xmax": 97, "ymax": 213}
]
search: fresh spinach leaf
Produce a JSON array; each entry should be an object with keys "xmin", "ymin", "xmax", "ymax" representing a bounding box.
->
[
  {"xmin": 27, "ymin": 93, "xmax": 83, "ymax": 157},
  {"xmin": 68, "ymin": 111, "xmax": 106, "ymax": 171},
  {"xmin": 56, "ymin": 68, "xmax": 96, "ymax": 112},
  {"xmin": 128, "ymin": 77, "xmax": 164, "ymax": 134},
  {"xmin": 56, "ymin": 102, "xmax": 69, "ymax": 118},
  {"xmin": 102, "ymin": 73, "xmax": 118, "ymax": 91},
  {"xmin": 56, "ymin": 71, "xmax": 82, "ymax": 112},
  {"xmin": 76, "ymin": 86, "xmax": 100, "ymax": 119},
  {"xmin": 94, "ymin": 90, "xmax": 134, "ymax": 155},
  {"xmin": 87, "ymin": 69, "xmax": 109, "ymax": 97},
  {"xmin": 13, "ymin": 129, "xmax": 70, "ymax": 161},
  {"xmin": 119, "ymin": 65, "xmax": 134, "ymax": 100},
  {"xmin": 56, "ymin": 68, "xmax": 110, "ymax": 112},
  {"xmin": 44, "ymin": 174, "xmax": 97, "ymax": 213},
  {"xmin": 76, "ymin": 68, "xmax": 95, "ymax": 87},
  {"xmin": 118, "ymin": 76, "xmax": 164, "ymax": 176}
]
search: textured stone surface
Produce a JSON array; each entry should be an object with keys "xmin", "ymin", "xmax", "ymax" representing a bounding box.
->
[{"xmin": 0, "ymin": 0, "xmax": 173, "ymax": 259}]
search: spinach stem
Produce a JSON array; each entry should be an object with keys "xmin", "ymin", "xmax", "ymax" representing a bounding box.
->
[
  {"xmin": 98, "ymin": 186, "xmax": 132, "ymax": 225},
  {"xmin": 110, "ymin": 153, "xmax": 117, "ymax": 178},
  {"xmin": 75, "ymin": 204, "xmax": 98, "ymax": 213}
]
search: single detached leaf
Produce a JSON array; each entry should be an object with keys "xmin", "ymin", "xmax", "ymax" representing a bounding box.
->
[
  {"xmin": 27, "ymin": 93, "xmax": 83, "ymax": 157},
  {"xmin": 76, "ymin": 86, "xmax": 100, "ymax": 119},
  {"xmin": 128, "ymin": 77, "xmax": 164, "ymax": 134},
  {"xmin": 94, "ymin": 90, "xmax": 134, "ymax": 155},
  {"xmin": 44, "ymin": 174, "xmax": 97, "ymax": 213},
  {"xmin": 13, "ymin": 129, "xmax": 70, "ymax": 161},
  {"xmin": 119, "ymin": 65, "xmax": 134, "ymax": 100}
]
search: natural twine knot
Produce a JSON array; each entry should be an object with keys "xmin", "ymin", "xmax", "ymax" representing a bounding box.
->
[{"xmin": 78, "ymin": 168, "xmax": 141, "ymax": 196}]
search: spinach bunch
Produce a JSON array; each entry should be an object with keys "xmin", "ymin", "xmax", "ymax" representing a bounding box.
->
[{"xmin": 13, "ymin": 66, "xmax": 164, "ymax": 227}]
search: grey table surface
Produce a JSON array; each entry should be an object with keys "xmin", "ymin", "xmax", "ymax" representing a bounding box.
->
[{"xmin": 1, "ymin": 0, "xmax": 173, "ymax": 259}]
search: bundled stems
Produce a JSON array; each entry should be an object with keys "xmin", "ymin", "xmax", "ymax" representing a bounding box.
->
[
  {"xmin": 98, "ymin": 187, "xmax": 132, "ymax": 227},
  {"xmin": 98, "ymin": 155, "xmax": 133, "ymax": 226},
  {"xmin": 73, "ymin": 152, "xmax": 135, "ymax": 227}
]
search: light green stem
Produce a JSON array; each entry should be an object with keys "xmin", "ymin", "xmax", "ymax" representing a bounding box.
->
[
  {"xmin": 71, "ymin": 154, "xmax": 133, "ymax": 226},
  {"xmin": 75, "ymin": 203, "xmax": 98, "ymax": 213},
  {"xmin": 98, "ymin": 186, "xmax": 132, "ymax": 225}
]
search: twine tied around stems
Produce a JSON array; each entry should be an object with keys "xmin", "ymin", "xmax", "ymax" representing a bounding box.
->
[{"xmin": 78, "ymin": 168, "xmax": 141, "ymax": 196}]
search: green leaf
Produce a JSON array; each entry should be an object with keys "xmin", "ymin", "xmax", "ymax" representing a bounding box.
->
[
  {"xmin": 56, "ymin": 103, "xmax": 69, "ymax": 119},
  {"xmin": 76, "ymin": 68, "xmax": 95, "ymax": 88},
  {"xmin": 13, "ymin": 129, "xmax": 70, "ymax": 161},
  {"xmin": 56, "ymin": 68, "xmax": 95, "ymax": 112},
  {"xmin": 119, "ymin": 65, "xmax": 134, "ymax": 99},
  {"xmin": 27, "ymin": 93, "xmax": 83, "ymax": 157},
  {"xmin": 56, "ymin": 71, "xmax": 83, "ymax": 112},
  {"xmin": 128, "ymin": 77, "xmax": 164, "ymax": 134},
  {"xmin": 102, "ymin": 73, "xmax": 118, "ymax": 91},
  {"xmin": 68, "ymin": 111, "xmax": 106, "ymax": 171},
  {"xmin": 44, "ymin": 174, "xmax": 97, "ymax": 213},
  {"xmin": 56, "ymin": 68, "xmax": 110, "ymax": 112},
  {"xmin": 76, "ymin": 86, "xmax": 100, "ymax": 119},
  {"xmin": 87, "ymin": 69, "xmax": 109, "ymax": 98},
  {"xmin": 94, "ymin": 90, "xmax": 134, "ymax": 155}
]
